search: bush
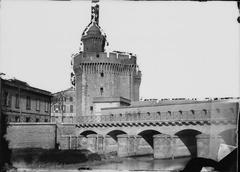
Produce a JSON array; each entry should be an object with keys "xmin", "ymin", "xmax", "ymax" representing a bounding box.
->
[
  {"xmin": 11, "ymin": 148, "xmax": 91, "ymax": 165},
  {"xmin": 87, "ymin": 153, "xmax": 101, "ymax": 161}
]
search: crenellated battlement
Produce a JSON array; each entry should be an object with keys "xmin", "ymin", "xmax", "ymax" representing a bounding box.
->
[{"xmin": 73, "ymin": 51, "xmax": 137, "ymax": 66}]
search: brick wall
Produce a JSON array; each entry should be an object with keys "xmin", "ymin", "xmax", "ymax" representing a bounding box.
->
[
  {"xmin": 73, "ymin": 51, "xmax": 141, "ymax": 117},
  {"xmin": 6, "ymin": 123, "xmax": 56, "ymax": 149}
]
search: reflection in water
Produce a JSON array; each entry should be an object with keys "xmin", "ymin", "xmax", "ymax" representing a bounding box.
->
[{"xmin": 89, "ymin": 156, "xmax": 190, "ymax": 171}]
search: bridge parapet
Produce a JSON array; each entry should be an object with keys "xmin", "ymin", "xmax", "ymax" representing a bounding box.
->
[{"xmin": 78, "ymin": 108, "xmax": 236, "ymax": 124}]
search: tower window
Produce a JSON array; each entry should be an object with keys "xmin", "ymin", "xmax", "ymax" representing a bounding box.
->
[
  {"xmin": 191, "ymin": 110, "xmax": 195, "ymax": 115},
  {"xmin": 100, "ymin": 87, "xmax": 103, "ymax": 95},
  {"xmin": 100, "ymin": 72, "xmax": 104, "ymax": 77},
  {"xmin": 70, "ymin": 105, "xmax": 73, "ymax": 113},
  {"xmin": 90, "ymin": 106, "xmax": 93, "ymax": 111}
]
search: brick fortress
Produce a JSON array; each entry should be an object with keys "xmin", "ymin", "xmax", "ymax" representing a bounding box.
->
[{"xmin": 73, "ymin": 1, "xmax": 141, "ymax": 119}]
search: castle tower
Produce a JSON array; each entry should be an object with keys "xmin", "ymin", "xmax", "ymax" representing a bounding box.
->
[{"xmin": 73, "ymin": 1, "xmax": 141, "ymax": 119}]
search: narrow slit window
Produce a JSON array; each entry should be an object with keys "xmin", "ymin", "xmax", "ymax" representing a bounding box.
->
[{"xmin": 100, "ymin": 87, "xmax": 103, "ymax": 95}]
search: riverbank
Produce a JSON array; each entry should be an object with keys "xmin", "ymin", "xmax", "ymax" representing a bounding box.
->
[
  {"xmin": 8, "ymin": 148, "xmax": 188, "ymax": 171},
  {"xmin": 10, "ymin": 148, "xmax": 123, "ymax": 169}
]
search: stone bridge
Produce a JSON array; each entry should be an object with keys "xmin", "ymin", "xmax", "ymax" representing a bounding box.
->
[{"xmin": 59, "ymin": 101, "xmax": 238, "ymax": 160}]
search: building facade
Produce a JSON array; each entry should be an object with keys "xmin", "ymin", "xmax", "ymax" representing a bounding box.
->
[
  {"xmin": 51, "ymin": 87, "xmax": 76, "ymax": 123},
  {"xmin": 73, "ymin": 1, "xmax": 141, "ymax": 119},
  {"xmin": 1, "ymin": 78, "xmax": 52, "ymax": 123}
]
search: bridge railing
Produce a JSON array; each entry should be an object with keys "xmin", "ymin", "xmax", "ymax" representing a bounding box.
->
[{"xmin": 77, "ymin": 108, "xmax": 236, "ymax": 124}]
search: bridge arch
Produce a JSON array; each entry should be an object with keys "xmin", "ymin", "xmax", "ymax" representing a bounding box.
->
[
  {"xmin": 106, "ymin": 130, "xmax": 127, "ymax": 141},
  {"xmin": 218, "ymin": 128, "xmax": 237, "ymax": 146},
  {"xmin": 175, "ymin": 129, "xmax": 202, "ymax": 157},
  {"xmin": 79, "ymin": 130, "xmax": 97, "ymax": 137},
  {"xmin": 138, "ymin": 129, "xmax": 161, "ymax": 148}
]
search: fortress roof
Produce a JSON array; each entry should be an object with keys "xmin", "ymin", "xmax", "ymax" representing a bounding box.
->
[{"xmin": 87, "ymin": 23, "xmax": 101, "ymax": 35}]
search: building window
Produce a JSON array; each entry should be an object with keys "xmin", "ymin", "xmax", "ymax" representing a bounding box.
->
[
  {"xmin": 36, "ymin": 118, "xmax": 39, "ymax": 122},
  {"xmin": 15, "ymin": 116, "xmax": 20, "ymax": 122},
  {"xmin": 36, "ymin": 99, "xmax": 40, "ymax": 111},
  {"xmin": 90, "ymin": 106, "xmax": 93, "ymax": 111},
  {"xmin": 8, "ymin": 94, "xmax": 12, "ymax": 107},
  {"xmin": 70, "ymin": 105, "xmax": 74, "ymax": 113},
  {"xmin": 100, "ymin": 87, "xmax": 103, "ymax": 95},
  {"xmin": 54, "ymin": 105, "xmax": 59, "ymax": 112},
  {"xmin": 45, "ymin": 101, "xmax": 49, "ymax": 112},
  {"xmin": 69, "ymin": 97, "xmax": 73, "ymax": 102},
  {"xmin": 3, "ymin": 92, "xmax": 12, "ymax": 107},
  {"xmin": 3, "ymin": 91, "xmax": 8, "ymax": 106},
  {"xmin": 62, "ymin": 105, "xmax": 66, "ymax": 113},
  {"xmin": 96, "ymin": 54, "xmax": 99, "ymax": 58},
  {"xmin": 100, "ymin": 72, "xmax": 104, "ymax": 77},
  {"xmin": 26, "ymin": 117, "xmax": 30, "ymax": 122},
  {"xmin": 44, "ymin": 119, "xmax": 48, "ymax": 122},
  {"xmin": 26, "ymin": 96, "xmax": 31, "ymax": 110},
  {"xmin": 15, "ymin": 94, "xmax": 19, "ymax": 108}
]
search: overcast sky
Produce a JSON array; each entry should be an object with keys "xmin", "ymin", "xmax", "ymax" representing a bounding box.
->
[{"xmin": 0, "ymin": 0, "xmax": 239, "ymax": 99}]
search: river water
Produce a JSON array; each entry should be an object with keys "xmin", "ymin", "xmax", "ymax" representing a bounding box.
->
[
  {"xmin": 79, "ymin": 155, "xmax": 190, "ymax": 171},
  {"xmin": 15, "ymin": 156, "xmax": 190, "ymax": 172}
]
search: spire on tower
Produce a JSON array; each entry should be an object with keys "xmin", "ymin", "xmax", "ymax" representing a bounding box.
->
[
  {"xmin": 81, "ymin": 0, "xmax": 107, "ymax": 53},
  {"xmin": 91, "ymin": 0, "xmax": 99, "ymax": 24}
]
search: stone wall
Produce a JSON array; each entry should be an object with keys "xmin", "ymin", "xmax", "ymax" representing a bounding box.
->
[{"xmin": 6, "ymin": 123, "xmax": 56, "ymax": 149}]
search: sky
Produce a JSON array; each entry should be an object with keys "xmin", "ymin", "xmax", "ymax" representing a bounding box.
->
[{"xmin": 0, "ymin": 0, "xmax": 239, "ymax": 99}]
